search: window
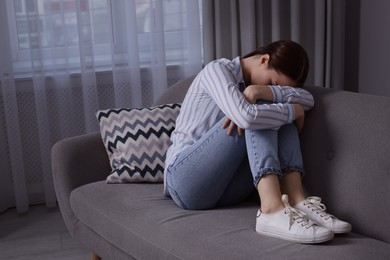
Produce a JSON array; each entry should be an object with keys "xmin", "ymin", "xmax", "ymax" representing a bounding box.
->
[{"xmin": 6, "ymin": 0, "xmax": 202, "ymax": 77}]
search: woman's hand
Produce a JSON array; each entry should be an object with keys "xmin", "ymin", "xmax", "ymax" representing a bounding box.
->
[
  {"xmin": 293, "ymin": 103, "xmax": 305, "ymax": 133},
  {"xmin": 243, "ymin": 85, "xmax": 275, "ymax": 103},
  {"xmin": 242, "ymin": 86, "xmax": 258, "ymax": 104},
  {"xmin": 222, "ymin": 117, "xmax": 244, "ymax": 136}
]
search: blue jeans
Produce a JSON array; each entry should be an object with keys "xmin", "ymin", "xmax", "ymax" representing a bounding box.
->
[{"xmin": 165, "ymin": 117, "xmax": 305, "ymax": 210}]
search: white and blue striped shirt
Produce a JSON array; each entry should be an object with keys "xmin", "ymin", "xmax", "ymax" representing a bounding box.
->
[{"xmin": 165, "ymin": 57, "xmax": 314, "ymax": 173}]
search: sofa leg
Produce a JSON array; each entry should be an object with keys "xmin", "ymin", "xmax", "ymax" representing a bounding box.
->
[{"xmin": 90, "ymin": 252, "xmax": 102, "ymax": 260}]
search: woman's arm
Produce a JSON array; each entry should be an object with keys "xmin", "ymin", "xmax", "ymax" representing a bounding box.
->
[
  {"xmin": 202, "ymin": 61, "xmax": 296, "ymax": 130},
  {"xmin": 269, "ymin": 85, "xmax": 314, "ymax": 111},
  {"xmin": 243, "ymin": 85, "xmax": 315, "ymax": 111},
  {"xmin": 223, "ymin": 103, "xmax": 305, "ymax": 135},
  {"xmin": 239, "ymin": 84, "xmax": 308, "ymax": 133}
]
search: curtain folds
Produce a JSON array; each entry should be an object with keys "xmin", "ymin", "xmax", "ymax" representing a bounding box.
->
[
  {"xmin": 202, "ymin": 0, "xmax": 345, "ymax": 89},
  {"xmin": 0, "ymin": 0, "xmax": 202, "ymax": 213}
]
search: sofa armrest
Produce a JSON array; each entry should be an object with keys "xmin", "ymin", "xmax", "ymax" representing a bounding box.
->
[{"xmin": 52, "ymin": 132, "xmax": 110, "ymax": 235}]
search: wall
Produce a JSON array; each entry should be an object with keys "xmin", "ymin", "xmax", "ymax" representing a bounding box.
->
[{"xmin": 358, "ymin": 0, "xmax": 390, "ymax": 97}]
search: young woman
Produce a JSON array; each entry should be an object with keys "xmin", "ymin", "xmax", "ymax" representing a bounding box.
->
[{"xmin": 164, "ymin": 40, "xmax": 351, "ymax": 243}]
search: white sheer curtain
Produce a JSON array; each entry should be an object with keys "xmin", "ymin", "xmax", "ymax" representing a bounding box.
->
[
  {"xmin": 0, "ymin": 0, "xmax": 202, "ymax": 213},
  {"xmin": 203, "ymin": 0, "xmax": 345, "ymax": 89}
]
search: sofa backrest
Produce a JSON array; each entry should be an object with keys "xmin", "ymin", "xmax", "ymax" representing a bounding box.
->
[
  {"xmin": 154, "ymin": 75, "xmax": 196, "ymax": 106},
  {"xmin": 155, "ymin": 77, "xmax": 390, "ymax": 244}
]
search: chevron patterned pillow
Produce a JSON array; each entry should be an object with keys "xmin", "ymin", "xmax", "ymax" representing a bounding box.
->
[{"xmin": 96, "ymin": 103, "xmax": 181, "ymax": 183}]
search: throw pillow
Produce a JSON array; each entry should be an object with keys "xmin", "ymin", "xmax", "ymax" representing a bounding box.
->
[{"xmin": 96, "ymin": 103, "xmax": 181, "ymax": 183}]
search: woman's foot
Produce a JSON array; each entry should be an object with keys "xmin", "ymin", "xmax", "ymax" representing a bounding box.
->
[
  {"xmin": 256, "ymin": 195, "xmax": 334, "ymax": 243},
  {"xmin": 294, "ymin": 197, "xmax": 352, "ymax": 234}
]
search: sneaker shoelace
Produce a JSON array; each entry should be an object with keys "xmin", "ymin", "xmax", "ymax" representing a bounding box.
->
[
  {"xmin": 304, "ymin": 196, "xmax": 335, "ymax": 220},
  {"xmin": 282, "ymin": 195, "xmax": 315, "ymax": 230}
]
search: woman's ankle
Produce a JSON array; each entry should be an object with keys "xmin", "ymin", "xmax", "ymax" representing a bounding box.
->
[
  {"xmin": 260, "ymin": 202, "xmax": 284, "ymax": 214},
  {"xmin": 289, "ymin": 196, "xmax": 305, "ymax": 207}
]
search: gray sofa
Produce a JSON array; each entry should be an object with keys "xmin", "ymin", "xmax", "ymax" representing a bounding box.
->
[{"xmin": 52, "ymin": 76, "xmax": 390, "ymax": 260}]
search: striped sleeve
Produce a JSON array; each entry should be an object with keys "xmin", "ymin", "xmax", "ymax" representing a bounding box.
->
[
  {"xmin": 269, "ymin": 85, "xmax": 315, "ymax": 111},
  {"xmin": 200, "ymin": 60, "xmax": 296, "ymax": 130}
]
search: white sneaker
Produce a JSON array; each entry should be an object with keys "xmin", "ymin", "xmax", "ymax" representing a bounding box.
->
[
  {"xmin": 256, "ymin": 195, "xmax": 334, "ymax": 244},
  {"xmin": 295, "ymin": 196, "xmax": 352, "ymax": 234}
]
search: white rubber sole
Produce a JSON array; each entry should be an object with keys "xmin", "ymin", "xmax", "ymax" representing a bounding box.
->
[{"xmin": 256, "ymin": 226, "xmax": 334, "ymax": 244}]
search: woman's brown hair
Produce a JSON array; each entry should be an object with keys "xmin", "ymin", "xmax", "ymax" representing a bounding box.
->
[{"xmin": 243, "ymin": 40, "xmax": 309, "ymax": 87}]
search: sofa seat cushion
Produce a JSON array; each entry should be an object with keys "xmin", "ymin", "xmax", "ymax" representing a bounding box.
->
[{"xmin": 70, "ymin": 181, "xmax": 390, "ymax": 260}]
